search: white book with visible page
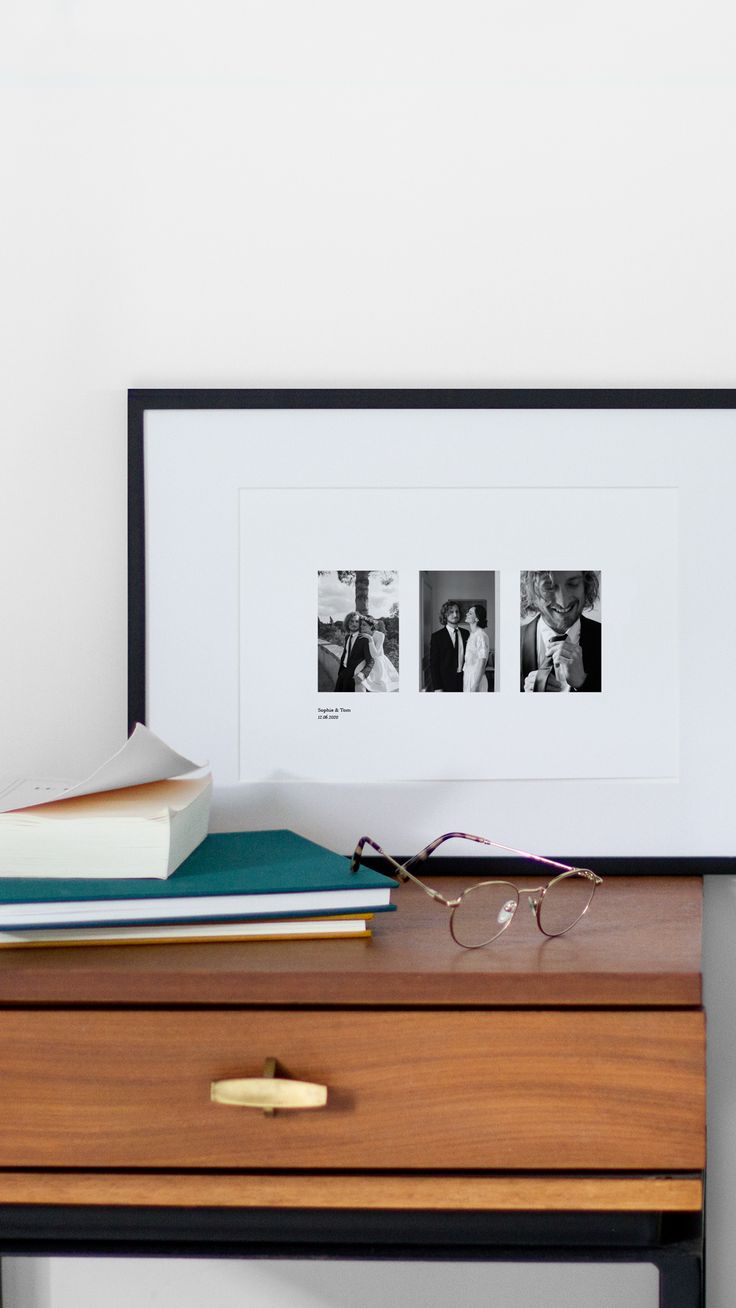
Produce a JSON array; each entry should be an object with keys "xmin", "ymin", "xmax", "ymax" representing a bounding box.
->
[{"xmin": 0, "ymin": 776, "xmax": 212, "ymax": 879}]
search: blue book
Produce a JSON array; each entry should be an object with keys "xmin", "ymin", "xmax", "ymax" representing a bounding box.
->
[{"xmin": 0, "ymin": 830, "xmax": 398, "ymax": 929}]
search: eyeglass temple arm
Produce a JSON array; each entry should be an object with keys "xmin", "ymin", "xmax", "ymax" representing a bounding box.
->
[
  {"xmin": 402, "ymin": 832, "xmax": 488, "ymax": 872},
  {"xmin": 352, "ymin": 835, "xmax": 599, "ymax": 895},
  {"xmin": 350, "ymin": 837, "xmax": 456, "ymax": 906},
  {"xmin": 402, "ymin": 832, "xmax": 593, "ymax": 878}
]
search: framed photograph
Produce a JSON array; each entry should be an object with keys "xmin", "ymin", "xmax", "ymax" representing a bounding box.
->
[{"xmin": 129, "ymin": 389, "xmax": 736, "ymax": 873}]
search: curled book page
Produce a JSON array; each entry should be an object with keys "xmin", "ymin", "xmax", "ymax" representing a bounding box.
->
[{"xmin": 0, "ymin": 725, "xmax": 208, "ymax": 814}]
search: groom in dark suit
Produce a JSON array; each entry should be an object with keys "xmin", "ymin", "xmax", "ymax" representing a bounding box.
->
[
  {"xmin": 520, "ymin": 571, "xmax": 602, "ymax": 692},
  {"xmin": 429, "ymin": 601, "xmax": 468, "ymax": 692},
  {"xmin": 335, "ymin": 612, "xmax": 374, "ymax": 692}
]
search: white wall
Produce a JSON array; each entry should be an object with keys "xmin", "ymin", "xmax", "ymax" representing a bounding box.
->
[{"xmin": 2, "ymin": 3, "xmax": 735, "ymax": 1304}]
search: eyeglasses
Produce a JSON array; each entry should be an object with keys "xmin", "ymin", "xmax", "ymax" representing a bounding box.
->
[{"xmin": 350, "ymin": 832, "xmax": 602, "ymax": 949}]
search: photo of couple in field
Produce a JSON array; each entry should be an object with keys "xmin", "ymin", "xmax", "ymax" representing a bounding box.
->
[{"xmin": 317, "ymin": 571, "xmax": 400, "ymax": 693}]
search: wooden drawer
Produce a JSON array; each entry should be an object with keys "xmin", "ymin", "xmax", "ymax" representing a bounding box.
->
[{"xmin": 0, "ymin": 1009, "xmax": 704, "ymax": 1171}]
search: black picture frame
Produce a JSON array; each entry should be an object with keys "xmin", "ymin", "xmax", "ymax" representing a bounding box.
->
[{"xmin": 129, "ymin": 387, "xmax": 736, "ymax": 875}]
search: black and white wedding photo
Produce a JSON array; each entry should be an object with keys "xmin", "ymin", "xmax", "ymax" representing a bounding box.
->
[
  {"xmin": 520, "ymin": 570, "xmax": 602, "ymax": 693},
  {"xmin": 420, "ymin": 572, "xmax": 497, "ymax": 692},
  {"xmin": 318, "ymin": 571, "xmax": 400, "ymax": 693}
]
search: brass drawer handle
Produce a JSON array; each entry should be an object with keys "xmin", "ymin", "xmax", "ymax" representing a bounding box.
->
[{"xmin": 210, "ymin": 1057, "xmax": 327, "ymax": 1114}]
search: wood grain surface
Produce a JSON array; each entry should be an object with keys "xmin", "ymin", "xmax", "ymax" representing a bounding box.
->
[
  {"xmin": 0, "ymin": 1008, "xmax": 705, "ymax": 1170},
  {"xmin": 0, "ymin": 1172, "xmax": 703, "ymax": 1212},
  {"xmin": 0, "ymin": 876, "xmax": 702, "ymax": 1007}
]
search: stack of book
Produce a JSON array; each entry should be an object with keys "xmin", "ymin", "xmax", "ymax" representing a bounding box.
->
[
  {"xmin": 0, "ymin": 727, "xmax": 396, "ymax": 948},
  {"xmin": 0, "ymin": 829, "xmax": 396, "ymax": 948}
]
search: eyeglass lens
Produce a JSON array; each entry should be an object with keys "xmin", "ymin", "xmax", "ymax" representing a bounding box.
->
[
  {"xmin": 538, "ymin": 871, "xmax": 596, "ymax": 937},
  {"xmin": 450, "ymin": 882, "xmax": 520, "ymax": 949}
]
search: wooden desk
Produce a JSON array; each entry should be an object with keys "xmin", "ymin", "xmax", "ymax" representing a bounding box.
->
[{"xmin": 0, "ymin": 876, "xmax": 704, "ymax": 1305}]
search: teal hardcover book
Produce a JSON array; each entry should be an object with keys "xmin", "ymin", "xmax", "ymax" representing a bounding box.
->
[{"xmin": 0, "ymin": 830, "xmax": 398, "ymax": 929}]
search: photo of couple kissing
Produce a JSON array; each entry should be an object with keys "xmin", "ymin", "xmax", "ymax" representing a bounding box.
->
[
  {"xmin": 429, "ymin": 601, "xmax": 491, "ymax": 693},
  {"xmin": 334, "ymin": 612, "xmax": 400, "ymax": 694}
]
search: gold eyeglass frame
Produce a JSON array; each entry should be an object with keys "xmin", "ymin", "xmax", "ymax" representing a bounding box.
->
[{"xmin": 350, "ymin": 831, "xmax": 603, "ymax": 948}]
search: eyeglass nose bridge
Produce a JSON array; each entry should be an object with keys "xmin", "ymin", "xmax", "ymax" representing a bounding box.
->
[{"xmin": 496, "ymin": 898, "xmax": 518, "ymax": 926}]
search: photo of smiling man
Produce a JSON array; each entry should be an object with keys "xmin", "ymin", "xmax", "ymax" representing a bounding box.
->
[{"xmin": 520, "ymin": 571, "xmax": 602, "ymax": 693}]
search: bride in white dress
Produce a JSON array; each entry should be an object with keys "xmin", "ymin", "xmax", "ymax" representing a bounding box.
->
[
  {"xmin": 356, "ymin": 620, "xmax": 399, "ymax": 693},
  {"xmin": 462, "ymin": 605, "xmax": 490, "ymax": 692}
]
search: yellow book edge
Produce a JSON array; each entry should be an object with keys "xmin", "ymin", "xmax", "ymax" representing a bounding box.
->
[
  {"xmin": 0, "ymin": 931, "xmax": 373, "ymax": 949},
  {"xmin": 0, "ymin": 914, "xmax": 374, "ymax": 949}
]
